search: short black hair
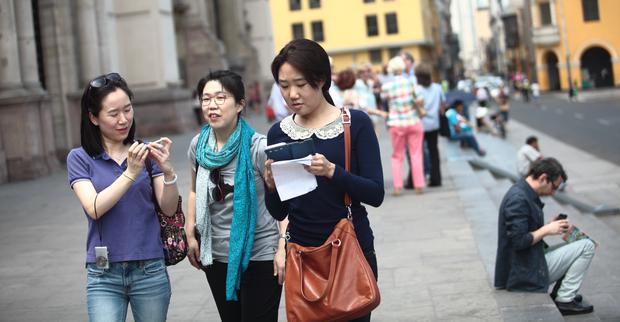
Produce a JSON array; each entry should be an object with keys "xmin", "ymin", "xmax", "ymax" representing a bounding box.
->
[
  {"xmin": 196, "ymin": 70, "xmax": 246, "ymax": 105},
  {"xmin": 451, "ymin": 99, "xmax": 464, "ymax": 110},
  {"xmin": 526, "ymin": 136, "xmax": 538, "ymax": 145},
  {"xmin": 528, "ymin": 157, "xmax": 567, "ymax": 182},
  {"xmin": 271, "ymin": 38, "xmax": 334, "ymax": 105},
  {"xmin": 414, "ymin": 64, "xmax": 432, "ymax": 87},
  {"xmin": 80, "ymin": 73, "xmax": 135, "ymax": 157}
]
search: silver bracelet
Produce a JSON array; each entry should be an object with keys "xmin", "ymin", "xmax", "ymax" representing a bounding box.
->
[{"xmin": 163, "ymin": 173, "xmax": 177, "ymax": 185}]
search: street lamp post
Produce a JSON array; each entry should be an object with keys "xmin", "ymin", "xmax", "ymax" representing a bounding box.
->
[{"xmin": 559, "ymin": 0, "xmax": 572, "ymax": 90}]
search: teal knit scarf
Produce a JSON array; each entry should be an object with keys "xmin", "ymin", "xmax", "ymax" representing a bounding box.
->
[{"xmin": 195, "ymin": 118, "xmax": 257, "ymax": 301}]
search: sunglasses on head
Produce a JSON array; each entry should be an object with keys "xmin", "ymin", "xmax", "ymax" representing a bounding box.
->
[{"xmin": 89, "ymin": 72, "xmax": 123, "ymax": 89}]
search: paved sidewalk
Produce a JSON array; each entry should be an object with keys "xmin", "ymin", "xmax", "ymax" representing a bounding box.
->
[
  {"xmin": 0, "ymin": 110, "xmax": 618, "ymax": 321},
  {"xmin": 549, "ymin": 87, "xmax": 620, "ymax": 103}
]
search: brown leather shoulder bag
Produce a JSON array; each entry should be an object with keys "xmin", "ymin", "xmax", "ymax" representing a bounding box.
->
[{"xmin": 285, "ymin": 107, "xmax": 381, "ymax": 322}]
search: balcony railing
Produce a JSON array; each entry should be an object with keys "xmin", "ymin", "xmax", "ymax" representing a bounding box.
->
[{"xmin": 532, "ymin": 25, "xmax": 560, "ymax": 46}]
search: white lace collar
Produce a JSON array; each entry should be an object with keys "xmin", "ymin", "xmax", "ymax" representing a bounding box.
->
[{"xmin": 280, "ymin": 113, "xmax": 344, "ymax": 140}]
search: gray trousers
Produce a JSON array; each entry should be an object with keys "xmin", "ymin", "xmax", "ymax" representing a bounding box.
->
[{"xmin": 546, "ymin": 239, "xmax": 596, "ymax": 302}]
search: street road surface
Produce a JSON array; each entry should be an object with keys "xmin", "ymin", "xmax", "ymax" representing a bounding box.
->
[{"xmin": 509, "ymin": 96, "xmax": 620, "ymax": 166}]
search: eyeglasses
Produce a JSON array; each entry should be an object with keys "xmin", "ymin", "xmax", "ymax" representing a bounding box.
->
[
  {"xmin": 209, "ymin": 168, "xmax": 234, "ymax": 202},
  {"xmin": 89, "ymin": 73, "xmax": 123, "ymax": 89},
  {"xmin": 202, "ymin": 94, "xmax": 229, "ymax": 106},
  {"xmin": 549, "ymin": 178, "xmax": 562, "ymax": 191}
]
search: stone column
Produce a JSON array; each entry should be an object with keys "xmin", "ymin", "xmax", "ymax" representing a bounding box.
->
[
  {"xmin": 0, "ymin": 0, "xmax": 56, "ymax": 183},
  {"xmin": 76, "ymin": 0, "xmax": 103, "ymax": 82},
  {"xmin": 0, "ymin": 0, "xmax": 24, "ymax": 92},
  {"xmin": 14, "ymin": 0, "xmax": 42, "ymax": 90},
  {"xmin": 174, "ymin": 0, "xmax": 227, "ymax": 88},
  {"xmin": 217, "ymin": 0, "xmax": 260, "ymax": 85},
  {"xmin": 114, "ymin": 0, "xmax": 181, "ymax": 88},
  {"xmin": 96, "ymin": 0, "xmax": 118, "ymax": 73},
  {"xmin": 112, "ymin": 0, "xmax": 193, "ymax": 135}
]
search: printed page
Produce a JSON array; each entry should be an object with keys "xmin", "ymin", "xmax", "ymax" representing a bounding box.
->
[{"xmin": 271, "ymin": 155, "xmax": 317, "ymax": 201}]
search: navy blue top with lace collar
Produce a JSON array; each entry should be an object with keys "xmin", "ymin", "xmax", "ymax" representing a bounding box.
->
[{"xmin": 264, "ymin": 109, "xmax": 384, "ymax": 252}]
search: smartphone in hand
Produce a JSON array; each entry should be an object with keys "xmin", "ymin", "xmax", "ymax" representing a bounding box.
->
[
  {"xmin": 146, "ymin": 138, "xmax": 165, "ymax": 151},
  {"xmin": 557, "ymin": 213, "xmax": 568, "ymax": 220}
]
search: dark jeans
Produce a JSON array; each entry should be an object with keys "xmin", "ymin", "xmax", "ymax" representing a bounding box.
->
[
  {"xmin": 454, "ymin": 133, "xmax": 483, "ymax": 156},
  {"xmin": 203, "ymin": 260, "xmax": 282, "ymax": 322},
  {"xmin": 349, "ymin": 249, "xmax": 379, "ymax": 322},
  {"xmin": 424, "ymin": 130, "xmax": 441, "ymax": 186}
]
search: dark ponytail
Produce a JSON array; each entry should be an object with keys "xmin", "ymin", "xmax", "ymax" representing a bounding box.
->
[
  {"xmin": 271, "ymin": 39, "xmax": 335, "ymax": 105},
  {"xmin": 322, "ymin": 88, "xmax": 335, "ymax": 106}
]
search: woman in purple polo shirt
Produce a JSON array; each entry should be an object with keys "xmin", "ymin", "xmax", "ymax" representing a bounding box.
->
[{"xmin": 67, "ymin": 73, "xmax": 179, "ymax": 322}]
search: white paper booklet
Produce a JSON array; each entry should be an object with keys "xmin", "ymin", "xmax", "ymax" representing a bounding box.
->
[{"xmin": 271, "ymin": 155, "xmax": 317, "ymax": 201}]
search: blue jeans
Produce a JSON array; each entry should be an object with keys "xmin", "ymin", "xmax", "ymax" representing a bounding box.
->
[
  {"xmin": 86, "ymin": 258, "xmax": 171, "ymax": 322},
  {"xmin": 453, "ymin": 133, "xmax": 483, "ymax": 156}
]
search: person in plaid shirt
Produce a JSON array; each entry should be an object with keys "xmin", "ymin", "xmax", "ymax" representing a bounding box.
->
[{"xmin": 381, "ymin": 56, "xmax": 425, "ymax": 195}]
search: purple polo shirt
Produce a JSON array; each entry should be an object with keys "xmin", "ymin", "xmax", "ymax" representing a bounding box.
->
[{"xmin": 67, "ymin": 147, "xmax": 164, "ymax": 264}]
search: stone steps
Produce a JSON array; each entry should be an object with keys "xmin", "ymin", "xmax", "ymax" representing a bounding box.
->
[
  {"xmin": 442, "ymin": 139, "xmax": 564, "ymax": 321},
  {"xmin": 471, "ymin": 165, "xmax": 620, "ymax": 322}
]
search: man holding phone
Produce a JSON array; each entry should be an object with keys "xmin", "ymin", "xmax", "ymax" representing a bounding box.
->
[{"xmin": 494, "ymin": 158, "xmax": 596, "ymax": 316}]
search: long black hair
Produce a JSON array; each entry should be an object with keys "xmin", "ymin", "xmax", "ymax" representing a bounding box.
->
[
  {"xmin": 79, "ymin": 73, "xmax": 135, "ymax": 157},
  {"xmin": 271, "ymin": 39, "xmax": 334, "ymax": 105}
]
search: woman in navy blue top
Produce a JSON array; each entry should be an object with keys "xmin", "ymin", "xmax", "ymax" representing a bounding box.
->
[{"xmin": 264, "ymin": 39, "xmax": 385, "ymax": 322}]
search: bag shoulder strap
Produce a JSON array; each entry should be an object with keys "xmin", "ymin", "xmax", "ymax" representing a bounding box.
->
[
  {"xmin": 144, "ymin": 159, "xmax": 162, "ymax": 212},
  {"xmin": 341, "ymin": 107, "xmax": 352, "ymax": 209}
]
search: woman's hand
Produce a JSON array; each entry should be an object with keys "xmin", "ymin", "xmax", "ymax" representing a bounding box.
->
[
  {"xmin": 264, "ymin": 159, "xmax": 276, "ymax": 192},
  {"xmin": 304, "ymin": 153, "xmax": 336, "ymax": 178},
  {"xmin": 148, "ymin": 137, "xmax": 174, "ymax": 175},
  {"xmin": 126, "ymin": 141, "xmax": 149, "ymax": 177},
  {"xmin": 186, "ymin": 235, "xmax": 202, "ymax": 269},
  {"xmin": 273, "ymin": 241, "xmax": 286, "ymax": 285}
]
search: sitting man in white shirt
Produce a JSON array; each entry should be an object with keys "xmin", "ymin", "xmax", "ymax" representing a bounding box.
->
[{"xmin": 517, "ymin": 136, "xmax": 543, "ymax": 177}]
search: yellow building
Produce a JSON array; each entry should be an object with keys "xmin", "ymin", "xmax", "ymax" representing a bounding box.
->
[
  {"xmin": 531, "ymin": 0, "xmax": 620, "ymax": 91},
  {"xmin": 269, "ymin": 0, "xmax": 436, "ymax": 72}
]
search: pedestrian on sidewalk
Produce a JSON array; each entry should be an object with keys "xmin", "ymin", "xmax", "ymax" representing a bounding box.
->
[
  {"xmin": 267, "ymin": 81, "xmax": 290, "ymax": 122},
  {"xmin": 517, "ymin": 136, "xmax": 543, "ymax": 177},
  {"xmin": 381, "ymin": 56, "xmax": 426, "ymax": 195},
  {"xmin": 265, "ymin": 39, "xmax": 385, "ymax": 322},
  {"xmin": 337, "ymin": 68, "xmax": 387, "ymax": 120},
  {"xmin": 531, "ymin": 82, "xmax": 541, "ymax": 107},
  {"xmin": 569, "ymin": 81, "xmax": 579, "ymax": 102},
  {"xmin": 415, "ymin": 63, "xmax": 445, "ymax": 187},
  {"xmin": 67, "ymin": 72, "xmax": 180, "ymax": 321},
  {"xmin": 494, "ymin": 158, "xmax": 596, "ymax": 316},
  {"xmin": 185, "ymin": 70, "xmax": 285, "ymax": 322}
]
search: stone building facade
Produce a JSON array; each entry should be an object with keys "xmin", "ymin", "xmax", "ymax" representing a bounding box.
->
[{"xmin": 0, "ymin": 0, "xmax": 259, "ymax": 183}]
